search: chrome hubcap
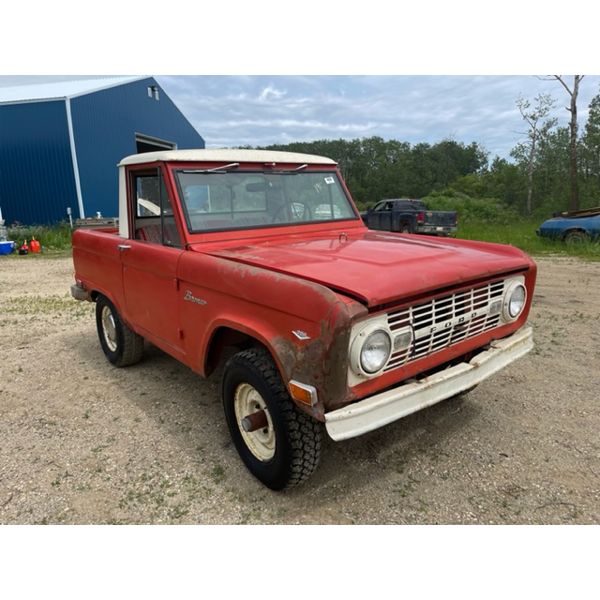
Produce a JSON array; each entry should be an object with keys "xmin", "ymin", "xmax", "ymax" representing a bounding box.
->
[
  {"xmin": 234, "ymin": 383, "xmax": 275, "ymax": 461},
  {"xmin": 101, "ymin": 306, "xmax": 118, "ymax": 352}
]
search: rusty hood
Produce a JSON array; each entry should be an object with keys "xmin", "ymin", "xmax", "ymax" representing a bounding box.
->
[{"xmin": 196, "ymin": 230, "xmax": 532, "ymax": 307}]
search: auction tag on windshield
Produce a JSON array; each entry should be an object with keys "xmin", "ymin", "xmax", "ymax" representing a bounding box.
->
[{"xmin": 324, "ymin": 176, "xmax": 335, "ymax": 185}]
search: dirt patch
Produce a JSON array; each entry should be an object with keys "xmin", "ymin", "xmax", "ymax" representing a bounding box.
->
[{"xmin": 1, "ymin": 255, "xmax": 599, "ymax": 524}]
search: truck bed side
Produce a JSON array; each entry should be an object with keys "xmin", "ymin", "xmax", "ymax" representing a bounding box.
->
[{"xmin": 72, "ymin": 228, "xmax": 126, "ymax": 315}]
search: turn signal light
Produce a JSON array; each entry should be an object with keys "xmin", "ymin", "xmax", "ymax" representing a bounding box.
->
[{"xmin": 289, "ymin": 380, "xmax": 318, "ymax": 406}]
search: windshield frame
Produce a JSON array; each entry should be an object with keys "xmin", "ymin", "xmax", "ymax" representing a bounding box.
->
[{"xmin": 173, "ymin": 167, "xmax": 360, "ymax": 235}]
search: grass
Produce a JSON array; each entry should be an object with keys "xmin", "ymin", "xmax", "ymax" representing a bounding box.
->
[
  {"xmin": 5, "ymin": 223, "xmax": 73, "ymax": 253},
  {"xmin": 210, "ymin": 464, "xmax": 226, "ymax": 484},
  {"xmin": 456, "ymin": 219, "xmax": 600, "ymax": 260},
  {"xmin": 3, "ymin": 218, "xmax": 599, "ymax": 261},
  {"xmin": 1, "ymin": 294, "xmax": 93, "ymax": 319}
]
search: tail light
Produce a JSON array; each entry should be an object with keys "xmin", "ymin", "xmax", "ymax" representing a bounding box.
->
[{"xmin": 416, "ymin": 211, "xmax": 425, "ymax": 224}]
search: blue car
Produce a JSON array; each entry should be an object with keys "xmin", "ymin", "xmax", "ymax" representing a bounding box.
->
[{"xmin": 537, "ymin": 208, "xmax": 600, "ymax": 242}]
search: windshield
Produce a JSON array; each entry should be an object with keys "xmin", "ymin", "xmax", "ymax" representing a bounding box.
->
[{"xmin": 175, "ymin": 170, "xmax": 357, "ymax": 233}]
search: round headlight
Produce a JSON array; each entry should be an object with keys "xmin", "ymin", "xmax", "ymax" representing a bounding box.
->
[
  {"xmin": 503, "ymin": 282, "xmax": 527, "ymax": 321},
  {"xmin": 509, "ymin": 284, "xmax": 526, "ymax": 317},
  {"xmin": 360, "ymin": 330, "xmax": 392, "ymax": 374}
]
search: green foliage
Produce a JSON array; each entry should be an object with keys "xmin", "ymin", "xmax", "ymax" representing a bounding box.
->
[
  {"xmin": 581, "ymin": 89, "xmax": 600, "ymax": 202},
  {"xmin": 262, "ymin": 136, "xmax": 487, "ymax": 205},
  {"xmin": 445, "ymin": 173, "xmax": 488, "ymax": 198},
  {"xmin": 7, "ymin": 222, "xmax": 72, "ymax": 251},
  {"xmin": 457, "ymin": 219, "xmax": 600, "ymax": 260},
  {"xmin": 423, "ymin": 189, "xmax": 519, "ymax": 224},
  {"xmin": 354, "ymin": 200, "xmax": 372, "ymax": 212}
]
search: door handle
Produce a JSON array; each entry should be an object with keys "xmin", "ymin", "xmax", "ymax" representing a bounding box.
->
[{"xmin": 117, "ymin": 244, "xmax": 132, "ymax": 252}]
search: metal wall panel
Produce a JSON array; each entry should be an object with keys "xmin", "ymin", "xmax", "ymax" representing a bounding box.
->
[
  {"xmin": 72, "ymin": 77, "xmax": 205, "ymax": 218},
  {"xmin": 0, "ymin": 100, "xmax": 78, "ymax": 224}
]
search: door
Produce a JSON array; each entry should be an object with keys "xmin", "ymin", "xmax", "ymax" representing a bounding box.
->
[
  {"xmin": 120, "ymin": 167, "xmax": 185, "ymax": 352},
  {"xmin": 135, "ymin": 133, "xmax": 176, "ymax": 154},
  {"xmin": 370, "ymin": 200, "xmax": 392, "ymax": 231}
]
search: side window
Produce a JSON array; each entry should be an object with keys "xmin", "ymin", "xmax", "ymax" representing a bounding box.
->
[
  {"xmin": 373, "ymin": 201, "xmax": 386, "ymax": 212},
  {"xmin": 132, "ymin": 170, "xmax": 182, "ymax": 247}
]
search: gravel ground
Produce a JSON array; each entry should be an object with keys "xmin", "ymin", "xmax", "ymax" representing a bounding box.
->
[{"xmin": 0, "ymin": 253, "xmax": 599, "ymax": 524}]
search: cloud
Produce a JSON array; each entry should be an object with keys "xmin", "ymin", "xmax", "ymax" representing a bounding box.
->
[
  {"xmin": 155, "ymin": 75, "xmax": 600, "ymax": 157},
  {"xmin": 3, "ymin": 75, "xmax": 598, "ymax": 159},
  {"xmin": 258, "ymin": 85, "xmax": 286, "ymax": 102},
  {"xmin": 194, "ymin": 118, "xmax": 391, "ymax": 132}
]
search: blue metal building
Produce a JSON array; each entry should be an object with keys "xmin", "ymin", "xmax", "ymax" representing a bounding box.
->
[{"xmin": 0, "ymin": 77, "xmax": 205, "ymax": 224}]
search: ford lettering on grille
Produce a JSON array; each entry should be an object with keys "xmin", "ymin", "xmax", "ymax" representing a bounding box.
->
[
  {"xmin": 415, "ymin": 306, "xmax": 490, "ymax": 338},
  {"xmin": 384, "ymin": 279, "xmax": 505, "ymax": 372}
]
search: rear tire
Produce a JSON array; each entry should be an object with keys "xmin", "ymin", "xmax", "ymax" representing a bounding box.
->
[
  {"xmin": 222, "ymin": 348, "xmax": 322, "ymax": 490},
  {"xmin": 95, "ymin": 295, "xmax": 144, "ymax": 367},
  {"xmin": 564, "ymin": 230, "xmax": 589, "ymax": 244}
]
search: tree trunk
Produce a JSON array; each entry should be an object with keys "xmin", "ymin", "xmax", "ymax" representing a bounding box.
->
[
  {"xmin": 569, "ymin": 77, "xmax": 580, "ymax": 211},
  {"xmin": 526, "ymin": 129, "xmax": 537, "ymax": 215},
  {"xmin": 552, "ymin": 75, "xmax": 583, "ymax": 211}
]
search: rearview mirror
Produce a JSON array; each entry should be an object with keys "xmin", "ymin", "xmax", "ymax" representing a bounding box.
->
[
  {"xmin": 246, "ymin": 181, "xmax": 282, "ymax": 193},
  {"xmin": 246, "ymin": 182, "xmax": 267, "ymax": 192}
]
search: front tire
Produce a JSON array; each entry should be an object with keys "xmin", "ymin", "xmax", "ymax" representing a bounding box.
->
[
  {"xmin": 222, "ymin": 348, "xmax": 322, "ymax": 490},
  {"xmin": 95, "ymin": 295, "xmax": 144, "ymax": 367}
]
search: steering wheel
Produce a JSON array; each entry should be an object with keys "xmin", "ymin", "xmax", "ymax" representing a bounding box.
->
[{"xmin": 271, "ymin": 202, "xmax": 312, "ymax": 223}]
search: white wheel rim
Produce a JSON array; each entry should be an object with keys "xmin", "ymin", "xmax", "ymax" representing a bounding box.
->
[
  {"xmin": 234, "ymin": 383, "xmax": 276, "ymax": 461},
  {"xmin": 101, "ymin": 306, "xmax": 118, "ymax": 352}
]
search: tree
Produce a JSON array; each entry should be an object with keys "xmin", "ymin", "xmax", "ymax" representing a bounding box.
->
[
  {"xmin": 514, "ymin": 94, "xmax": 556, "ymax": 215},
  {"xmin": 486, "ymin": 158, "xmax": 526, "ymax": 209},
  {"xmin": 534, "ymin": 126, "xmax": 571, "ymax": 213},
  {"xmin": 582, "ymin": 89, "xmax": 600, "ymax": 186},
  {"xmin": 262, "ymin": 137, "xmax": 487, "ymax": 205},
  {"xmin": 547, "ymin": 75, "xmax": 584, "ymax": 211}
]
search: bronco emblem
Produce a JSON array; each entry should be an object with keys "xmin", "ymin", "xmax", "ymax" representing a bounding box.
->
[{"xmin": 184, "ymin": 290, "xmax": 207, "ymax": 305}]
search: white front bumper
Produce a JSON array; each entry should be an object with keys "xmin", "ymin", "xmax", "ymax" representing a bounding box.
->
[{"xmin": 325, "ymin": 326, "xmax": 533, "ymax": 441}]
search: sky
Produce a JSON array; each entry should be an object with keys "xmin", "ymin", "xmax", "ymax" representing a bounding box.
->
[{"xmin": 1, "ymin": 75, "xmax": 599, "ymax": 160}]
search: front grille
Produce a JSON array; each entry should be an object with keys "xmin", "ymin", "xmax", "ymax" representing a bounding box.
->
[{"xmin": 384, "ymin": 279, "xmax": 505, "ymax": 372}]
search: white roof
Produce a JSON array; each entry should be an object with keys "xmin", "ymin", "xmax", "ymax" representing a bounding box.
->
[
  {"xmin": 118, "ymin": 149, "xmax": 337, "ymax": 166},
  {"xmin": 0, "ymin": 76, "xmax": 147, "ymax": 105}
]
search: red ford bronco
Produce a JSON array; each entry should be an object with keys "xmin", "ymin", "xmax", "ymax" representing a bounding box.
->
[{"xmin": 71, "ymin": 149, "xmax": 536, "ymax": 489}]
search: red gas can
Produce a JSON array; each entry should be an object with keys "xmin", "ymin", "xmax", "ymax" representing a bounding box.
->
[{"xmin": 30, "ymin": 238, "xmax": 41, "ymax": 253}]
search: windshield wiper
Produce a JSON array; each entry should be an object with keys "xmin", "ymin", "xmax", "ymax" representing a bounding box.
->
[
  {"xmin": 181, "ymin": 163, "xmax": 311, "ymax": 175},
  {"xmin": 270, "ymin": 163, "xmax": 308, "ymax": 174},
  {"xmin": 181, "ymin": 162, "xmax": 240, "ymax": 174}
]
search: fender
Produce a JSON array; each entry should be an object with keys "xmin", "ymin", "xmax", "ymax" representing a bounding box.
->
[
  {"xmin": 200, "ymin": 317, "xmax": 288, "ymax": 378},
  {"xmin": 177, "ymin": 250, "xmax": 368, "ymax": 414}
]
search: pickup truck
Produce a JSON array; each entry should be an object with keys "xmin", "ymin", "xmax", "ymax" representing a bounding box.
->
[
  {"xmin": 362, "ymin": 198, "xmax": 457, "ymax": 236},
  {"xmin": 536, "ymin": 206, "xmax": 600, "ymax": 242},
  {"xmin": 71, "ymin": 149, "xmax": 536, "ymax": 490}
]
